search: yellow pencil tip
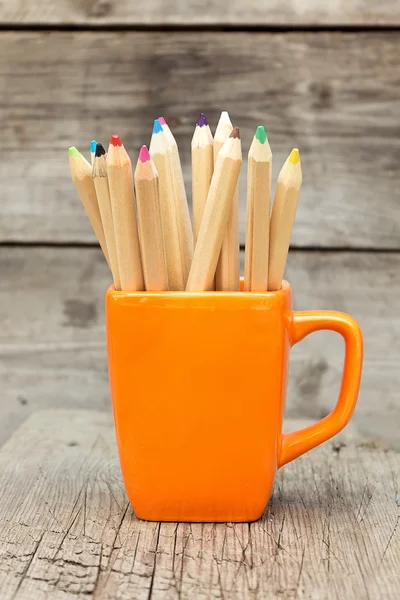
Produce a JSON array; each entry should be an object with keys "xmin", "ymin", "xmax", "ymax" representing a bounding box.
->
[{"xmin": 288, "ymin": 148, "xmax": 300, "ymax": 165}]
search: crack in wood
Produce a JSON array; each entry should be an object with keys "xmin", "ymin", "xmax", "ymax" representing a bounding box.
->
[
  {"xmin": 10, "ymin": 532, "xmax": 44, "ymax": 600},
  {"xmin": 146, "ymin": 522, "xmax": 161, "ymax": 600},
  {"xmin": 94, "ymin": 502, "xmax": 130, "ymax": 595},
  {"xmin": 91, "ymin": 543, "xmax": 103, "ymax": 595},
  {"xmin": 380, "ymin": 515, "xmax": 399, "ymax": 566}
]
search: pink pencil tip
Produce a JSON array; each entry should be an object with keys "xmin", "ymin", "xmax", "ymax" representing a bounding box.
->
[
  {"xmin": 158, "ymin": 117, "xmax": 166, "ymax": 125},
  {"xmin": 139, "ymin": 145, "xmax": 151, "ymax": 162},
  {"xmin": 110, "ymin": 134, "xmax": 122, "ymax": 147}
]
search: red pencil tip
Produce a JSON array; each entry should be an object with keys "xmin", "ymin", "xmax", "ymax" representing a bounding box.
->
[
  {"xmin": 110, "ymin": 134, "xmax": 122, "ymax": 147},
  {"xmin": 139, "ymin": 145, "xmax": 150, "ymax": 163},
  {"xmin": 158, "ymin": 117, "xmax": 166, "ymax": 125}
]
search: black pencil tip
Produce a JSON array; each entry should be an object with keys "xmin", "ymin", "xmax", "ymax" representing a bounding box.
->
[{"xmin": 95, "ymin": 142, "xmax": 106, "ymax": 158}]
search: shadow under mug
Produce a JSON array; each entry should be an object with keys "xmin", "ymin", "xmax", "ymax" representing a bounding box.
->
[{"xmin": 106, "ymin": 281, "xmax": 363, "ymax": 522}]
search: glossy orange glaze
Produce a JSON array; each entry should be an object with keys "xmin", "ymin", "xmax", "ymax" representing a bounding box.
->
[{"xmin": 106, "ymin": 282, "xmax": 363, "ymax": 522}]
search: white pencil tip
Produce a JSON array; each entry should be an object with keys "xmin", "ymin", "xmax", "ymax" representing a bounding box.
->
[{"xmin": 220, "ymin": 111, "xmax": 232, "ymax": 125}]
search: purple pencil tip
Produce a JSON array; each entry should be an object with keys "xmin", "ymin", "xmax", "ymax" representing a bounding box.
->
[{"xmin": 197, "ymin": 112, "xmax": 208, "ymax": 127}]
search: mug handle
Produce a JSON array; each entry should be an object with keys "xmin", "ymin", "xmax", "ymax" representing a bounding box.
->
[{"xmin": 278, "ymin": 310, "xmax": 363, "ymax": 468}]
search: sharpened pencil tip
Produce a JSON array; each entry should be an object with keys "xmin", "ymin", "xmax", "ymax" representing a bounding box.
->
[
  {"xmin": 157, "ymin": 116, "xmax": 166, "ymax": 125},
  {"xmin": 95, "ymin": 143, "xmax": 106, "ymax": 158},
  {"xmin": 139, "ymin": 145, "xmax": 151, "ymax": 162},
  {"xmin": 288, "ymin": 148, "xmax": 300, "ymax": 165},
  {"xmin": 153, "ymin": 119, "xmax": 163, "ymax": 135},
  {"xmin": 255, "ymin": 126, "xmax": 267, "ymax": 144},
  {"xmin": 220, "ymin": 111, "xmax": 232, "ymax": 124},
  {"xmin": 230, "ymin": 127, "xmax": 240, "ymax": 139},
  {"xmin": 90, "ymin": 140, "xmax": 97, "ymax": 153},
  {"xmin": 110, "ymin": 134, "xmax": 122, "ymax": 147},
  {"xmin": 197, "ymin": 112, "xmax": 208, "ymax": 127},
  {"xmin": 68, "ymin": 146, "xmax": 81, "ymax": 158}
]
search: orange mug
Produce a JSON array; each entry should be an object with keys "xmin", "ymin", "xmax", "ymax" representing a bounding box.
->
[{"xmin": 106, "ymin": 281, "xmax": 363, "ymax": 522}]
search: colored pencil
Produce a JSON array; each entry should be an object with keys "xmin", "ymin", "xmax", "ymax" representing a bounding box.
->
[
  {"xmin": 158, "ymin": 116, "xmax": 194, "ymax": 285},
  {"xmin": 191, "ymin": 113, "xmax": 214, "ymax": 242},
  {"xmin": 68, "ymin": 146, "xmax": 110, "ymax": 267},
  {"xmin": 107, "ymin": 134, "xmax": 144, "ymax": 291},
  {"xmin": 213, "ymin": 111, "xmax": 233, "ymax": 157},
  {"xmin": 150, "ymin": 120, "xmax": 185, "ymax": 290},
  {"xmin": 186, "ymin": 129, "xmax": 242, "ymax": 292},
  {"xmin": 244, "ymin": 126, "xmax": 272, "ymax": 291},
  {"xmin": 92, "ymin": 143, "xmax": 121, "ymax": 290},
  {"xmin": 213, "ymin": 111, "xmax": 240, "ymax": 291},
  {"xmin": 134, "ymin": 145, "xmax": 168, "ymax": 291},
  {"xmin": 268, "ymin": 149, "xmax": 302, "ymax": 291},
  {"xmin": 90, "ymin": 140, "xmax": 97, "ymax": 166}
]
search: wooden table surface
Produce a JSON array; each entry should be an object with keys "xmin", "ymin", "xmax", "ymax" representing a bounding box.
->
[{"xmin": 0, "ymin": 410, "xmax": 398, "ymax": 600}]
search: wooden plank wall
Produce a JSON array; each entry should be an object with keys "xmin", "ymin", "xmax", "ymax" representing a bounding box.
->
[
  {"xmin": 1, "ymin": 31, "xmax": 399, "ymax": 245},
  {"xmin": 2, "ymin": 1, "xmax": 400, "ymax": 25},
  {"xmin": 0, "ymin": 2, "xmax": 399, "ymax": 446}
]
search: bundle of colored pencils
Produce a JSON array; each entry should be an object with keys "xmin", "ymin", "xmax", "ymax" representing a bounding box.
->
[{"xmin": 69, "ymin": 112, "xmax": 302, "ymax": 293}]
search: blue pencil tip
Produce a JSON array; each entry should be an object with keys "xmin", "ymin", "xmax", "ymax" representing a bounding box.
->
[
  {"xmin": 90, "ymin": 140, "xmax": 97, "ymax": 152},
  {"xmin": 152, "ymin": 119, "xmax": 163, "ymax": 135}
]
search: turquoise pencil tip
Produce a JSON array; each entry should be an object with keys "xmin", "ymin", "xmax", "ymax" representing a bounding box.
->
[
  {"xmin": 152, "ymin": 119, "xmax": 163, "ymax": 135},
  {"xmin": 90, "ymin": 140, "xmax": 97, "ymax": 153}
]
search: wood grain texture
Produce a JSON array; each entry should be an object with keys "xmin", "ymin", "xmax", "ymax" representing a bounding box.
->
[
  {"xmin": 1, "ymin": 246, "xmax": 400, "ymax": 450},
  {"xmin": 0, "ymin": 31, "xmax": 399, "ymax": 246},
  {"xmin": 0, "ymin": 410, "xmax": 398, "ymax": 599},
  {"xmin": 1, "ymin": 0, "xmax": 399, "ymax": 25}
]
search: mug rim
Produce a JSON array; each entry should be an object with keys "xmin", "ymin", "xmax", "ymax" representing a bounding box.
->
[{"xmin": 107, "ymin": 279, "xmax": 291, "ymax": 298}]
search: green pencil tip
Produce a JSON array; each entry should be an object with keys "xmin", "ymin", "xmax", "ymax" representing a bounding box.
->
[
  {"xmin": 255, "ymin": 126, "xmax": 267, "ymax": 144},
  {"xmin": 68, "ymin": 146, "xmax": 81, "ymax": 158}
]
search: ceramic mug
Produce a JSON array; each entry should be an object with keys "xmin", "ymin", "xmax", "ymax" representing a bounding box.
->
[{"xmin": 106, "ymin": 281, "xmax": 363, "ymax": 522}]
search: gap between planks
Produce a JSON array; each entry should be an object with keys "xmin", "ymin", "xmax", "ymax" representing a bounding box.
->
[
  {"xmin": 1, "ymin": 24, "xmax": 400, "ymax": 32},
  {"xmin": 2, "ymin": 243, "xmax": 400, "ymax": 254}
]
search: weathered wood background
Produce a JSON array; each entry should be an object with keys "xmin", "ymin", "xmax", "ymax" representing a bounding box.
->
[
  {"xmin": 1, "ymin": 31, "xmax": 400, "ymax": 246},
  {"xmin": 0, "ymin": 4, "xmax": 399, "ymax": 599},
  {"xmin": 0, "ymin": 3, "xmax": 399, "ymax": 448}
]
